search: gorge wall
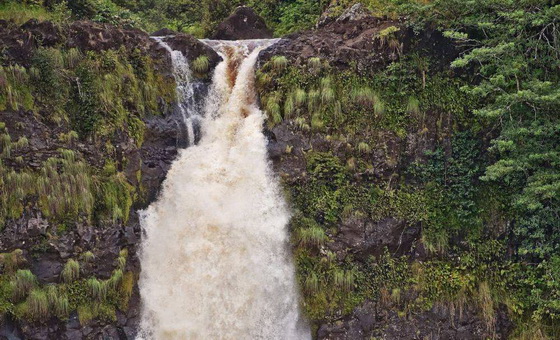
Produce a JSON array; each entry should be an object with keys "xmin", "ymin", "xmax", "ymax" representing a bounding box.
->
[{"xmin": 0, "ymin": 5, "xmax": 515, "ymax": 340}]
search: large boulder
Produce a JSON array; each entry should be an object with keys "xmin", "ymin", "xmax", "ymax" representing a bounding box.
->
[
  {"xmin": 212, "ymin": 6, "xmax": 273, "ymax": 40},
  {"xmin": 158, "ymin": 33, "xmax": 221, "ymax": 68}
]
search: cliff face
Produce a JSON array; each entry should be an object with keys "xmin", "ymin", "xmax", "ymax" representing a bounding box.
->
[
  {"xmin": 0, "ymin": 19, "xmax": 219, "ymax": 339},
  {"xmin": 0, "ymin": 7, "xmax": 512, "ymax": 340},
  {"xmin": 257, "ymin": 6, "xmax": 512, "ymax": 340}
]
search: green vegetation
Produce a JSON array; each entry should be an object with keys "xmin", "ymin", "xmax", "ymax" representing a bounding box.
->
[
  {"xmin": 61, "ymin": 259, "xmax": 80, "ymax": 283},
  {"xmin": 255, "ymin": 1, "xmax": 560, "ymax": 336},
  {"xmin": 0, "ymin": 249, "xmax": 134, "ymax": 325},
  {"xmin": 0, "ymin": 45, "xmax": 174, "ymax": 230},
  {"xmin": 1, "ymin": 0, "xmax": 559, "ymax": 337},
  {"xmin": 0, "ymin": 0, "xmax": 331, "ymax": 36}
]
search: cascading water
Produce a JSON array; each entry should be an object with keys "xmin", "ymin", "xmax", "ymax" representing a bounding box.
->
[
  {"xmin": 138, "ymin": 39, "xmax": 310, "ymax": 339},
  {"xmin": 153, "ymin": 37, "xmax": 201, "ymax": 146}
]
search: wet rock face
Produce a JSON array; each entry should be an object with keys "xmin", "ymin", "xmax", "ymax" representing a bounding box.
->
[
  {"xmin": 159, "ymin": 33, "xmax": 222, "ymax": 69},
  {"xmin": 212, "ymin": 6, "xmax": 273, "ymax": 40},
  {"xmin": 317, "ymin": 303, "xmax": 513, "ymax": 339},
  {"xmin": 332, "ymin": 216, "xmax": 420, "ymax": 260}
]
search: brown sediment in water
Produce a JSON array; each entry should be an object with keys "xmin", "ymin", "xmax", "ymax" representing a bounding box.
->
[{"xmin": 224, "ymin": 46, "xmax": 241, "ymax": 89}]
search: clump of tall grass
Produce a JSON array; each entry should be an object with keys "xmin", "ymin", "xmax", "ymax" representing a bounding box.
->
[
  {"xmin": 61, "ymin": 259, "xmax": 80, "ymax": 283},
  {"xmin": 265, "ymin": 94, "xmax": 282, "ymax": 126},
  {"xmin": 26, "ymin": 289, "xmax": 49, "ymax": 320},
  {"xmin": 333, "ymin": 101, "xmax": 343, "ymax": 120},
  {"xmin": 333, "ymin": 269, "xmax": 355, "ymax": 292},
  {"xmin": 357, "ymin": 142, "xmax": 371, "ymax": 154},
  {"xmin": 304, "ymin": 272, "xmax": 319, "ymax": 294},
  {"xmin": 351, "ymin": 86, "xmax": 378, "ymax": 105},
  {"xmin": 13, "ymin": 136, "xmax": 28, "ymax": 150},
  {"xmin": 116, "ymin": 248, "xmax": 128, "ymax": 270},
  {"xmin": 87, "ymin": 277, "xmax": 108, "ymax": 301},
  {"xmin": 297, "ymin": 225, "xmax": 328, "ymax": 247},
  {"xmin": 117, "ymin": 271, "xmax": 135, "ymax": 310},
  {"xmin": 311, "ymin": 114, "xmax": 325, "ymax": 131},
  {"xmin": 64, "ymin": 48, "xmax": 83, "ymax": 69},
  {"xmin": 54, "ymin": 294, "xmax": 70, "ymax": 318},
  {"xmin": 283, "ymin": 95, "xmax": 295, "ymax": 118},
  {"xmin": 478, "ymin": 281, "xmax": 496, "ymax": 333},
  {"xmin": 294, "ymin": 88, "xmax": 307, "ymax": 106},
  {"xmin": 0, "ymin": 249, "xmax": 24, "ymax": 273},
  {"xmin": 13, "ymin": 269, "xmax": 37, "ymax": 300},
  {"xmin": 108, "ymin": 269, "xmax": 123, "ymax": 290},
  {"xmin": 37, "ymin": 151, "xmax": 94, "ymax": 220},
  {"xmin": 256, "ymin": 70, "xmax": 272, "ymax": 87},
  {"xmin": 1, "ymin": 133, "xmax": 11, "ymax": 158},
  {"xmin": 308, "ymin": 57, "xmax": 322, "ymax": 73},
  {"xmin": 192, "ymin": 55, "xmax": 210, "ymax": 74},
  {"xmin": 374, "ymin": 100, "xmax": 386, "ymax": 116},
  {"xmin": 307, "ymin": 89, "xmax": 320, "ymax": 112},
  {"xmin": 77, "ymin": 304, "xmax": 95, "ymax": 325},
  {"xmin": 320, "ymin": 77, "xmax": 335, "ymax": 104},
  {"xmin": 294, "ymin": 117, "xmax": 310, "ymax": 131},
  {"xmin": 270, "ymin": 56, "xmax": 288, "ymax": 71},
  {"xmin": 80, "ymin": 251, "xmax": 95, "ymax": 263},
  {"xmin": 407, "ymin": 96, "xmax": 420, "ymax": 115},
  {"xmin": 376, "ymin": 26, "xmax": 400, "ymax": 48}
]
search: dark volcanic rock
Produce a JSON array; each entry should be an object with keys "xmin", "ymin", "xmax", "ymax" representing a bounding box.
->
[
  {"xmin": 333, "ymin": 216, "xmax": 419, "ymax": 259},
  {"xmin": 160, "ymin": 33, "xmax": 221, "ymax": 69},
  {"xmin": 0, "ymin": 19, "xmax": 62, "ymax": 66},
  {"xmin": 259, "ymin": 12, "xmax": 459, "ymax": 72},
  {"xmin": 212, "ymin": 6, "xmax": 273, "ymax": 40},
  {"xmin": 152, "ymin": 28, "xmax": 177, "ymax": 36},
  {"xmin": 67, "ymin": 20, "xmax": 154, "ymax": 52},
  {"xmin": 318, "ymin": 303, "xmax": 512, "ymax": 340}
]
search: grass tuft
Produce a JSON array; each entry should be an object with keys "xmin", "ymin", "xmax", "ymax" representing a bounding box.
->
[
  {"xmin": 192, "ymin": 55, "xmax": 210, "ymax": 74},
  {"xmin": 270, "ymin": 56, "xmax": 288, "ymax": 71},
  {"xmin": 294, "ymin": 88, "xmax": 307, "ymax": 106},
  {"xmin": 304, "ymin": 272, "xmax": 319, "ymax": 294},
  {"xmin": 13, "ymin": 269, "xmax": 36, "ymax": 300},
  {"xmin": 87, "ymin": 277, "xmax": 107, "ymax": 301},
  {"xmin": 297, "ymin": 225, "xmax": 328, "ymax": 247},
  {"xmin": 26, "ymin": 289, "xmax": 49, "ymax": 321},
  {"xmin": 61, "ymin": 259, "xmax": 80, "ymax": 283},
  {"xmin": 308, "ymin": 57, "xmax": 322, "ymax": 72},
  {"xmin": 357, "ymin": 142, "xmax": 371, "ymax": 154}
]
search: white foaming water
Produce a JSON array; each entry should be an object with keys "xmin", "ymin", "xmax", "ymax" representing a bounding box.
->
[
  {"xmin": 153, "ymin": 37, "xmax": 200, "ymax": 146},
  {"xmin": 138, "ymin": 39, "xmax": 310, "ymax": 340}
]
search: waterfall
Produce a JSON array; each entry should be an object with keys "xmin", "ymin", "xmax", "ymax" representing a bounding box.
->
[
  {"xmin": 138, "ymin": 39, "xmax": 310, "ymax": 340},
  {"xmin": 153, "ymin": 37, "xmax": 201, "ymax": 146}
]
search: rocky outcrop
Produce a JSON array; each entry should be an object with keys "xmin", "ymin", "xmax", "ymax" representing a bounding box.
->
[
  {"xmin": 317, "ymin": 302, "xmax": 512, "ymax": 339},
  {"xmin": 317, "ymin": 3, "xmax": 373, "ymax": 28},
  {"xmin": 259, "ymin": 10, "xmax": 459, "ymax": 72},
  {"xmin": 212, "ymin": 6, "xmax": 273, "ymax": 40},
  {"xmin": 158, "ymin": 33, "xmax": 221, "ymax": 69},
  {"xmin": 0, "ymin": 19, "xmax": 220, "ymax": 74}
]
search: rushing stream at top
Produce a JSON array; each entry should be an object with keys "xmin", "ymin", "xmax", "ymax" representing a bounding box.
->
[{"xmin": 137, "ymin": 39, "xmax": 310, "ymax": 339}]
